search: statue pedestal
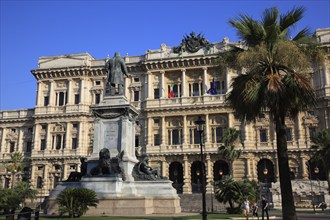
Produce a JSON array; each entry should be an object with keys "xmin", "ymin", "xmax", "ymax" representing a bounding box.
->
[
  {"xmin": 45, "ymin": 177, "xmax": 181, "ymax": 216},
  {"xmin": 88, "ymin": 95, "xmax": 139, "ymax": 180}
]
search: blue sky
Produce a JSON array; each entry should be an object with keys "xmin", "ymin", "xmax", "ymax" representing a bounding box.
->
[{"xmin": 1, "ymin": 0, "xmax": 329, "ymax": 110}]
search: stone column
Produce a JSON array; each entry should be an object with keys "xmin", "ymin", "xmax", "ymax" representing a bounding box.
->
[
  {"xmin": 205, "ymin": 114, "xmax": 210, "ymax": 144},
  {"xmin": 67, "ymin": 79, "xmax": 73, "ymax": 105},
  {"xmin": 181, "ymin": 69, "xmax": 186, "ymax": 97},
  {"xmin": 49, "ymin": 80, "xmax": 55, "ymax": 106},
  {"xmin": 147, "ymin": 72, "xmax": 153, "ymax": 99},
  {"xmin": 273, "ymin": 155, "xmax": 279, "ymax": 181},
  {"xmin": 203, "ymin": 67, "xmax": 208, "ymax": 95},
  {"xmin": 161, "ymin": 160, "xmax": 167, "ymax": 177},
  {"xmin": 252, "ymin": 159, "xmax": 257, "ymax": 179},
  {"xmin": 160, "ymin": 71, "xmax": 165, "ymax": 98},
  {"xmin": 36, "ymin": 82, "xmax": 43, "ymax": 106},
  {"xmin": 206, "ymin": 154, "xmax": 213, "ymax": 193},
  {"xmin": 161, "ymin": 116, "xmax": 166, "ymax": 145},
  {"xmin": 226, "ymin": 68, "xmax": 232, "ymax": 93},
  {"xmin": 228, "ymin": 112, "xmax": 235, "ymax": 128},
  {"xmin": 246, "ymin": 158, "xmax": 251, "ymax": 179},
  {"xmin": 46, "ymin": 124, "xmax": 52, "ymax": 150},
  {"xmin": 33, "ymin": 124, "xmax": 40, "ymax": 151},
  {"xmin": 301, "ymin": 157, "xmax": 309, "ymax": 179},
  {"xmin": 182, "ymin": 115, "xmax": 187, "ymax": 144},
  {"xmin": 43, "ymin": 164, "xmax": 49, "ymax": 190},
  {"xmin": 147, "ymin": 117, "xmax": 152, "ymax": 146},
  {"xmin": 0, "ymin": 128, "xmax": 6, "ymax": 153},
  {"xmin": 80, "ymin": 78, "xmax": 85, "ymax": 104},
  {"xmin": 17, "ymin": 128, "xmax": 24, "ymax": 152},
  {"xmin": 183, "ymin": 155, "xmax": 192, "ymax": 194},
  {"xmin": 30, "ymin": 165, "xmax": 36, "ymax": 186},
  {"xmin": 65, "ymin": 123, "xmax": 71, "ymax": 150},
  {"xmin": 62, "ymin": 163, "xmax": 67, "ymax": 181}
]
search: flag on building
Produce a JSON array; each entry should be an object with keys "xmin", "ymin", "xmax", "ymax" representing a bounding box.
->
[
  {"xmin": 168, "ymin": 84, "xmax": 175, "ymax": 98},
  {"xmin": 207, "ymin": 78, "xmax": 217, "ymax": 95}
]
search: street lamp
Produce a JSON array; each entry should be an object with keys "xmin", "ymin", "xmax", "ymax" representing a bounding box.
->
[
  {"xmin": 314, "ymin": 167, "xmax": 325, "ymax": 211},
  {"xmin": 195, "ymin": 116, "xmax": 207, "ymax": 220},
  {"xmin": 307, "ymin": 162, "xmax": 316, "ymax": 213}
]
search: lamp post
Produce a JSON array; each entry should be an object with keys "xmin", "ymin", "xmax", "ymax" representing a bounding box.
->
[
  {"xmin": 195, "ymin": 116, "xmax": 207, "ymax": 220},
  {"xmin": 263, "ymin": 167, "xmax": 268, "ymax": 200},
  {"xmin": 307, "ymin": 162, "xmax": 316, "ymax": 213},
  {"xmin": 314, "ymin": 167, "xmax": 324, "ymax": 211}
]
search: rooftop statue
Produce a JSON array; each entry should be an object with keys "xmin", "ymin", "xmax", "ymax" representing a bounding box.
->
[
  {"xmin": 173, "ymin": 32, "xmax": 213, "ymax": 53},
  {"xmin": 105, "ymin": 52, "xmax": 128, "ymax": 96}
]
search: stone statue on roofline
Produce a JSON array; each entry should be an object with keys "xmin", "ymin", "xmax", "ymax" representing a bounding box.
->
[{"xmin": 105, "ymin": 52, "xmax": 128, "ymax": 96}]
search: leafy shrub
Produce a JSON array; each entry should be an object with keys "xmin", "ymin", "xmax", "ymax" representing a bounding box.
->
[{"xmin": 56, "ymin": 188, "xmax": 99, "ymax": 218}]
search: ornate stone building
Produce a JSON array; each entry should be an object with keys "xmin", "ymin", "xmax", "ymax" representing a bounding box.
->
[{"xmin": 0, "ymin": 29, "xmax": 329, "ymax": 207}]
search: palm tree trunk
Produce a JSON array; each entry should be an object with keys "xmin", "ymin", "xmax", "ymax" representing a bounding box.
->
[{"xmin": 275, "ymin": 115, "xmax": 297, "ymax": 220}]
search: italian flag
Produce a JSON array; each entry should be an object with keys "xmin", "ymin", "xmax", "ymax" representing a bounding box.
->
[{"xmin": 168, "ymin": 84, "xmax": 174, "ymax": 98}]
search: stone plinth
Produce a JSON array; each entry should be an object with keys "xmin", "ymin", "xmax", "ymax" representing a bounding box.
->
[
  {"xmin": 88, "ymin": 96, "xmax": 139, "ymax": 180},
  {"xmin": 45, "ymin": 177, "xmax": 181, "ymax": 216}
]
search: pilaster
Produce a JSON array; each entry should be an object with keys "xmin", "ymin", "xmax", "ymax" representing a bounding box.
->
[
  {"xmin": 160, "ymin": 71, "xmax": 165, "ymax": 98},
  {"xmin": 161, "ymin": 116, "xmax": 166, "ymax": 145},
  {"xmin": 202, "ymin": 67, "xmax": 208, "ymax": 95},
  {"xmin": 181, "ymin": 69, "xmax": 186, "ymax": 97},
  {"xmin": 183, "ymin": 155, "xmax": 192, "ymax": 194}
]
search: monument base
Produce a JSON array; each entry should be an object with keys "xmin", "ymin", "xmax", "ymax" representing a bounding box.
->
[{"xmin": 45, "ymin": 177, "xmax": 181, "ymax": 216}]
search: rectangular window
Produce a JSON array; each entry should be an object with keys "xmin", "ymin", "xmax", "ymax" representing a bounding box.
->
[
  {"xmin": 173, "ymin": 84, "xmax": 179, "ymax": 97},
  {"xmin": 134, "ymin": 91, "xmax": 139, "ymax": 101},
  {"xmin": 95, "ymin": 81, "xmax": 101, "ymax": 85},
  {"xmin": 153, "ymin": 118, "xmax": 160, "ymax": 126},
  {"xmin": 154, "ymin": 134, "xmax": 161, "ymax": 146},
  {"xmin": 58, "ymin": 92, "xmax": 65, "ymax": 106},
  {"xmin": 56, "ymin": 135, "xmax": 62, "ymax": 149},
  {"xmin": 26, "ymin": 141, "xmax": 32, "ymax": 153},
  {"xmin": 190, "ymin": 129, "xmax": 193, "ymax": 144},
  {"xmin": 172, "ymin": 129, "xmax": 180, "ymax": 145},
  {"xmin": 72, "ymin": 123, "xmax": 78, "ymax": 130},
  {"xmin": 194, "ymin": 128, "xmax": 200, "ymax": 144},
  {"xmin": 135, "ymin": 135, "xmax": 139, "ymax": 148},
  {"xmin": 95, "ymin": 94, "xmax": 100, "ymax": 104},
  {"xmin": 154, "ymin": 88, "xmax": 160, "ymax": 99},
  {"xmin": 74, "ymin": 94, "xmax": 80, "ymax": 104},
  {"xmin": 40, "ymin": 139, "xmax": 46, "ymax": 150},
  {"xmin": 44, "ymin": 96, "xmax": 49, "ymax": 106},
  {"xmin": 72, "ymin": 138, "xmax": 78, "ymax": 149},
  {"xmin": 168, "ymin": 130, "xmax": 171, "ymax": 145},
  {"xmin": 10, "ymin": 142, "xmax": 15, "ymax": 153},
  {"xmin": 193, "ymin": 83, "xmax": 200, "ymax": 96},
  {"xmin": 134, "ymin": 77, "xmax": 140, "ymax": 82},
  {"xmin": 309, "ymin": 127, "xmax": 317, "ymax": 139},
  {"xmin": 260, "ymin": 129, "xmax": 267, "ymax": 142},
  {"xmin": 286, "ymin": 128, "xmax": 292, "ymax": 141},
  {"xmin": 216, "ymin": 127, "xmax": 223, "ymax": 143}
]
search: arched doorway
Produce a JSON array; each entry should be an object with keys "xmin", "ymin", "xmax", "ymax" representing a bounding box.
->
[
  {"xmin": 191, "ymin": 161, "xmax": 205, "ymax": 193},
  {"xmin": 213, "ymin": 160, "xmax": 229, "ymax": 181},
  {"xmin": 169, "ymin": 161, "xmax": 183, "ymax": 194},
  {"xmin": 257, "ymin": 158, "xmax": 275, "ymax": 183},
  {"xmin": 307, "ymin": 160, "xmax": 327, "ymax": 180}
]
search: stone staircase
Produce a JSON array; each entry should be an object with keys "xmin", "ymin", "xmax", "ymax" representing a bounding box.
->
[{"xmin": 179, "ymin": 193, "xmax": 227, "ymax": 213}]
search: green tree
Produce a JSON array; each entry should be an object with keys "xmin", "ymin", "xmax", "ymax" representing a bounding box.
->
[
  {"xmin": 56, "ymin": 188, "xmax": 99, "ymax": 218},
  {"xmin": 218, "ymin": 128, "xmax": 241, "ymax": 175},
  {"xmin": 224, "ymin": 7, "xmax": 323, "ymax": 220},
  {"xmin": 215, "ymin": 177, "xmax": 258, "ymax": 214},
  {"xmin": 0, "ymin": 182, "xmax": 37, "ymax": 220},
  {"xmin": 311, "ymin": 129, "xmax": 330, "ymax": 192}
]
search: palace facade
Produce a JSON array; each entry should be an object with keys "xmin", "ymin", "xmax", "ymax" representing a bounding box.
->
[{"xmin": 0, "ymin": 29, "xmax": 329, "ymax": 205}]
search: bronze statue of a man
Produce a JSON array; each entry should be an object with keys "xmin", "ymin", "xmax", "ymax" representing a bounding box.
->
[{"xmin": 105, "ymin": 52, "xmax": 128, "ymax": 96}]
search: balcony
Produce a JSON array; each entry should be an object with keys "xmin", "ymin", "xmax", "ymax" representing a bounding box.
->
[
  {"xmin": 144, "ymin": 94, "xmax": 226, "ymax": 109},
  {"xmin": 34, "ymin": 104, "xmax": 90, "ymax": 115}
]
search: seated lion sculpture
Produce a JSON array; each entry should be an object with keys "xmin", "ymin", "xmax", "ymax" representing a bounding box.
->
[{"xmin": 90, "ymin": 148, "xmax": 125, "ymax": 180}]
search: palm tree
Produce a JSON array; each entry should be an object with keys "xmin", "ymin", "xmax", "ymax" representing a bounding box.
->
[
  {"xmin": 311, "ymin": 129, "xmax": 330, "ymax": 193},
  {"xmin": 5, "ymin": 152, "xmax": 25, "ymax": 188},
  {"xmin": 225, "ymin": 7, "xmax": 322, "ymax": 220},
  {"xmin": 218, "ymin": 128, "xmax": 241, "ymax": 176},
  {"xmin": 215, "ymin": 177, "xmax": 242, "ymax": 214},
  {"xmin": 57, "ymin": 188, "xmax": 99, "ymax": 218}
]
